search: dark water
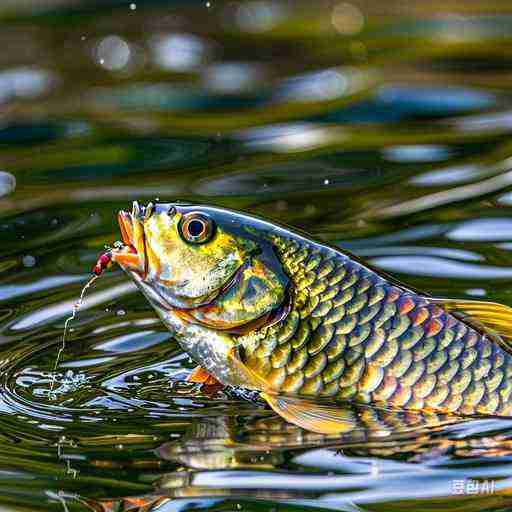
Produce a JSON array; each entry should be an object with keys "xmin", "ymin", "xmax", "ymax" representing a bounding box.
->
[{"xmin": 4, "ymin": 0, "xmax": 512, "ymax": 510}]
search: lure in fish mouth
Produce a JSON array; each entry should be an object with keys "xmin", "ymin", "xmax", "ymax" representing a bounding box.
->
[{"xmin": 100, "ymin": 201, "xmax": 512, "ymax": 434}]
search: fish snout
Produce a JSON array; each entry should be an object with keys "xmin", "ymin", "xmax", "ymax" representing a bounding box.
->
[{"xmin": 113, "ymin": 204, "xmax": 147, "ymax": 275}]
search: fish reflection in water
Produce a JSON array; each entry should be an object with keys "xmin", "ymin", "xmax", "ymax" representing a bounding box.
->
[
  {"xmin": 156, "ymin": 401, "xmax": 460, "ymax": 470},
  {"xmin": 80, "ymin": 402, "xmax": 512, "ymax": 510}
]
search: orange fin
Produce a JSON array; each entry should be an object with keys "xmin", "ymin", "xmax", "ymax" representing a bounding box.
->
[
  {"xmin": 187, "ymin": 366, "xmax": 220, "ymax": 386},
  {"xmin": 428, "ymin": 297, "xmax": 512, "ymax": 348},
  {"xmin": 261, "ymin": 393, "xmax": 357, "ymax": 434}
]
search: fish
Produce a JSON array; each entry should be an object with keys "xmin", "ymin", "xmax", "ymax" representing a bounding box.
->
[{"xmin": 106, "ymin": 201, "xmax": 512, "ymax": 434}]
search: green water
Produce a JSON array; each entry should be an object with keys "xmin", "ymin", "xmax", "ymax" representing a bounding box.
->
[{"xmin": 3, "ymin": 0, "xmax": 512, "ymax": 510}]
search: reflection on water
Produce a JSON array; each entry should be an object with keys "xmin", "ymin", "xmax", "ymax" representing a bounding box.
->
[{"xmin": 3, "ymin": 0, "xmax": 512, "ymax": 510}]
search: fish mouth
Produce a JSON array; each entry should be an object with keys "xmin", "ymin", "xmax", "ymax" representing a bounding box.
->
[{"xmin": 112, "ymin": 201, "xmax": 148, "ymax": 276}]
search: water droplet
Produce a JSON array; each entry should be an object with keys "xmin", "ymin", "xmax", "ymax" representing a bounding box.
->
[
  {"xmin": 96, "ymin": 35, "xmax": 131, "ymax": 70},
  {"xmin": 22, "ymin": 254, "xmax": 36, "ymax": 267},
  {"xmin": 331, "ymin": 2, "xmax": 365, "ymax": 35}
]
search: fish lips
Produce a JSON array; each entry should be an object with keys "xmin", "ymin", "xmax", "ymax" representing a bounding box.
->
[{"xmin": 113, "ymin": 208, "xmax": 147, "ymax": 276}]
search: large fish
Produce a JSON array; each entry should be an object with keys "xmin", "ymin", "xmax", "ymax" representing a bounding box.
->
[{"xmin": 104, "ymin": 201, "xmax": 512, "ymax": 433}]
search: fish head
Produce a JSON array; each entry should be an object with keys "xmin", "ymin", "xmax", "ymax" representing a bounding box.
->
[{"xmin": 113, "ymin": 202, "xmax": 290, "ymax": 331}]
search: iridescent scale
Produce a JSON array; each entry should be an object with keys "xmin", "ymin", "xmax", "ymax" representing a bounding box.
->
[{"xmin": 239, "ymin": 234, "xmax": 512, "ymax": 415}]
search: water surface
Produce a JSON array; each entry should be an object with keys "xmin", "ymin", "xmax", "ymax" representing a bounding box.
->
[{"xmin": 2, "ymin": 1, "xmax": 512, "ymax": 510}]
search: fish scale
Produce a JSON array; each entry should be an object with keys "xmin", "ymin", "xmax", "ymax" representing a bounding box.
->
[{"xmin": 240, "ymin": 234, "xmax": 512, "ymax": 416}]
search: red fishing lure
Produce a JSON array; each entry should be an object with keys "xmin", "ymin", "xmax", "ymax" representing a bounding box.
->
[{"xmin": 92, "ymin": 251, "xmax": 113, "ymax": 276}]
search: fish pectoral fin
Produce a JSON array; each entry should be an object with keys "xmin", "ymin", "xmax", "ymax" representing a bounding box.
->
[
  {"xmin": 261, "ymin": 393, "xmax": 357, "ymax": 435},
  {"xmin": 428, "ymin": 297, "xmax": 512, "ymax": 348},
  {"xmin": 187, "ymin": 366, "xmax": 220, "ymax": 385}
]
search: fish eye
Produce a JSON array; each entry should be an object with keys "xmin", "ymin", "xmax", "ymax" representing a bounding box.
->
[{"xmin": 179, "ymin": 213, "xmax": 215, "ymax": 244}]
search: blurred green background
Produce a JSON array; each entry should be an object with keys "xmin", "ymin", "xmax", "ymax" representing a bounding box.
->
[{"xmin": 3, "ymin": 1, "xmax": 512, "ymax": 511}]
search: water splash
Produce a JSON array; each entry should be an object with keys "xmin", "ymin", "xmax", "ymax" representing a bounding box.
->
[{"xmin": 49, "ymin": 274, "xmax": 98, "ymax": 398}]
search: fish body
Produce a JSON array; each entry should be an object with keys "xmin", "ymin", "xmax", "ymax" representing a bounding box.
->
[
  {"xmin": 242, "ymin": 235, "xmax": 512, "ymax": 414},
  {"xmin": 111, "ymin": 202, "xmax": 512, "ymax": 432}
]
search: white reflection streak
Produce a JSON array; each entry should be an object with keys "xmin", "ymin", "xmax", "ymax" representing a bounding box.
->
[
  {"xmin": 11, "ymin": 282, "xmax": 137, "ymax": 331},
  {"xmin": 95, "ymin": 330, "xmax": 154, "ymax": 351},
  {"xmin": 0, "ymin": 171, "xmax": 16, "ymax": 198},
  {"xmin": 271, "ymin": 127, "xmax": 330, "ymax": 152},
  {"xmin": 203, "ymin": 62, "xmax": 263, "ymax": 93},
  {"xmin": 243, "ymin": 123, "xmax": 341, "ymax": 153},
  {"xmin": 92, "ymin": 317, "xmax": 159, "ymax": 334},
  {"xmin": 383, "ymin": 145, "xmax": 450, "ymax": 163},
  {"xmin": 355, "ymin": 246, "xmax": 483, "ymax": 262},
  {"xmin": 181, "ymin": 468, "xmax": 512, "ymax": 503},
  {"xmin": 189, "ymin": 469, "xmax": 382, "ymax": 490},
  {"xmin": 151, "ymin": 33, "xmax": 207, "ymax": 72},
  {"xmin": 0, "ymin": 67, "xmax": 54, "ymax": 103},
  {"xmin": 276, "ymin": 69, "xmax": 348, "ymax": 103},
  {"xmin": 371, "ymin": 256, "xmax": 512, "ymax": 279},
  {"xmin": 235, "ymin": 1, "xmax": 284, "ymax": 33},
  {"xmin": 454, "ymin": 109, "xmax": 512, "ymax": 132},
  {"xmin": 321, "ymin": 474, "xmax": 512, "ymax": 505},
  {"xmin": 0, "ymin": 275, "xmax": 86, "ymax": 301},
  {"xmin": 187, "ymin": 467, "xmax": 470, "ymax": 493},
  {"xmin": 293, "ymin": 449, "xmax": 412, "ymax": 473},
  {"xmin": 448, "ymin": 217, "xmax": 512, "ymax": 241},
  {"xmin": 377, "ymin": 167, "xmax": 512, "ymax": 218},
  {"xmin": 409, "ymin": 164, "xmax": 482, "ymax": 186}
]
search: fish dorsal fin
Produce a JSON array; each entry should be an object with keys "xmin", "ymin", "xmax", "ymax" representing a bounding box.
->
[
  {"xmin": 427, "ymin": 297, "xmax": 512, "ymax": 350},
  {"xmin": 261, "ymin": 393, "xmax": 357, "ymax": 434}
]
